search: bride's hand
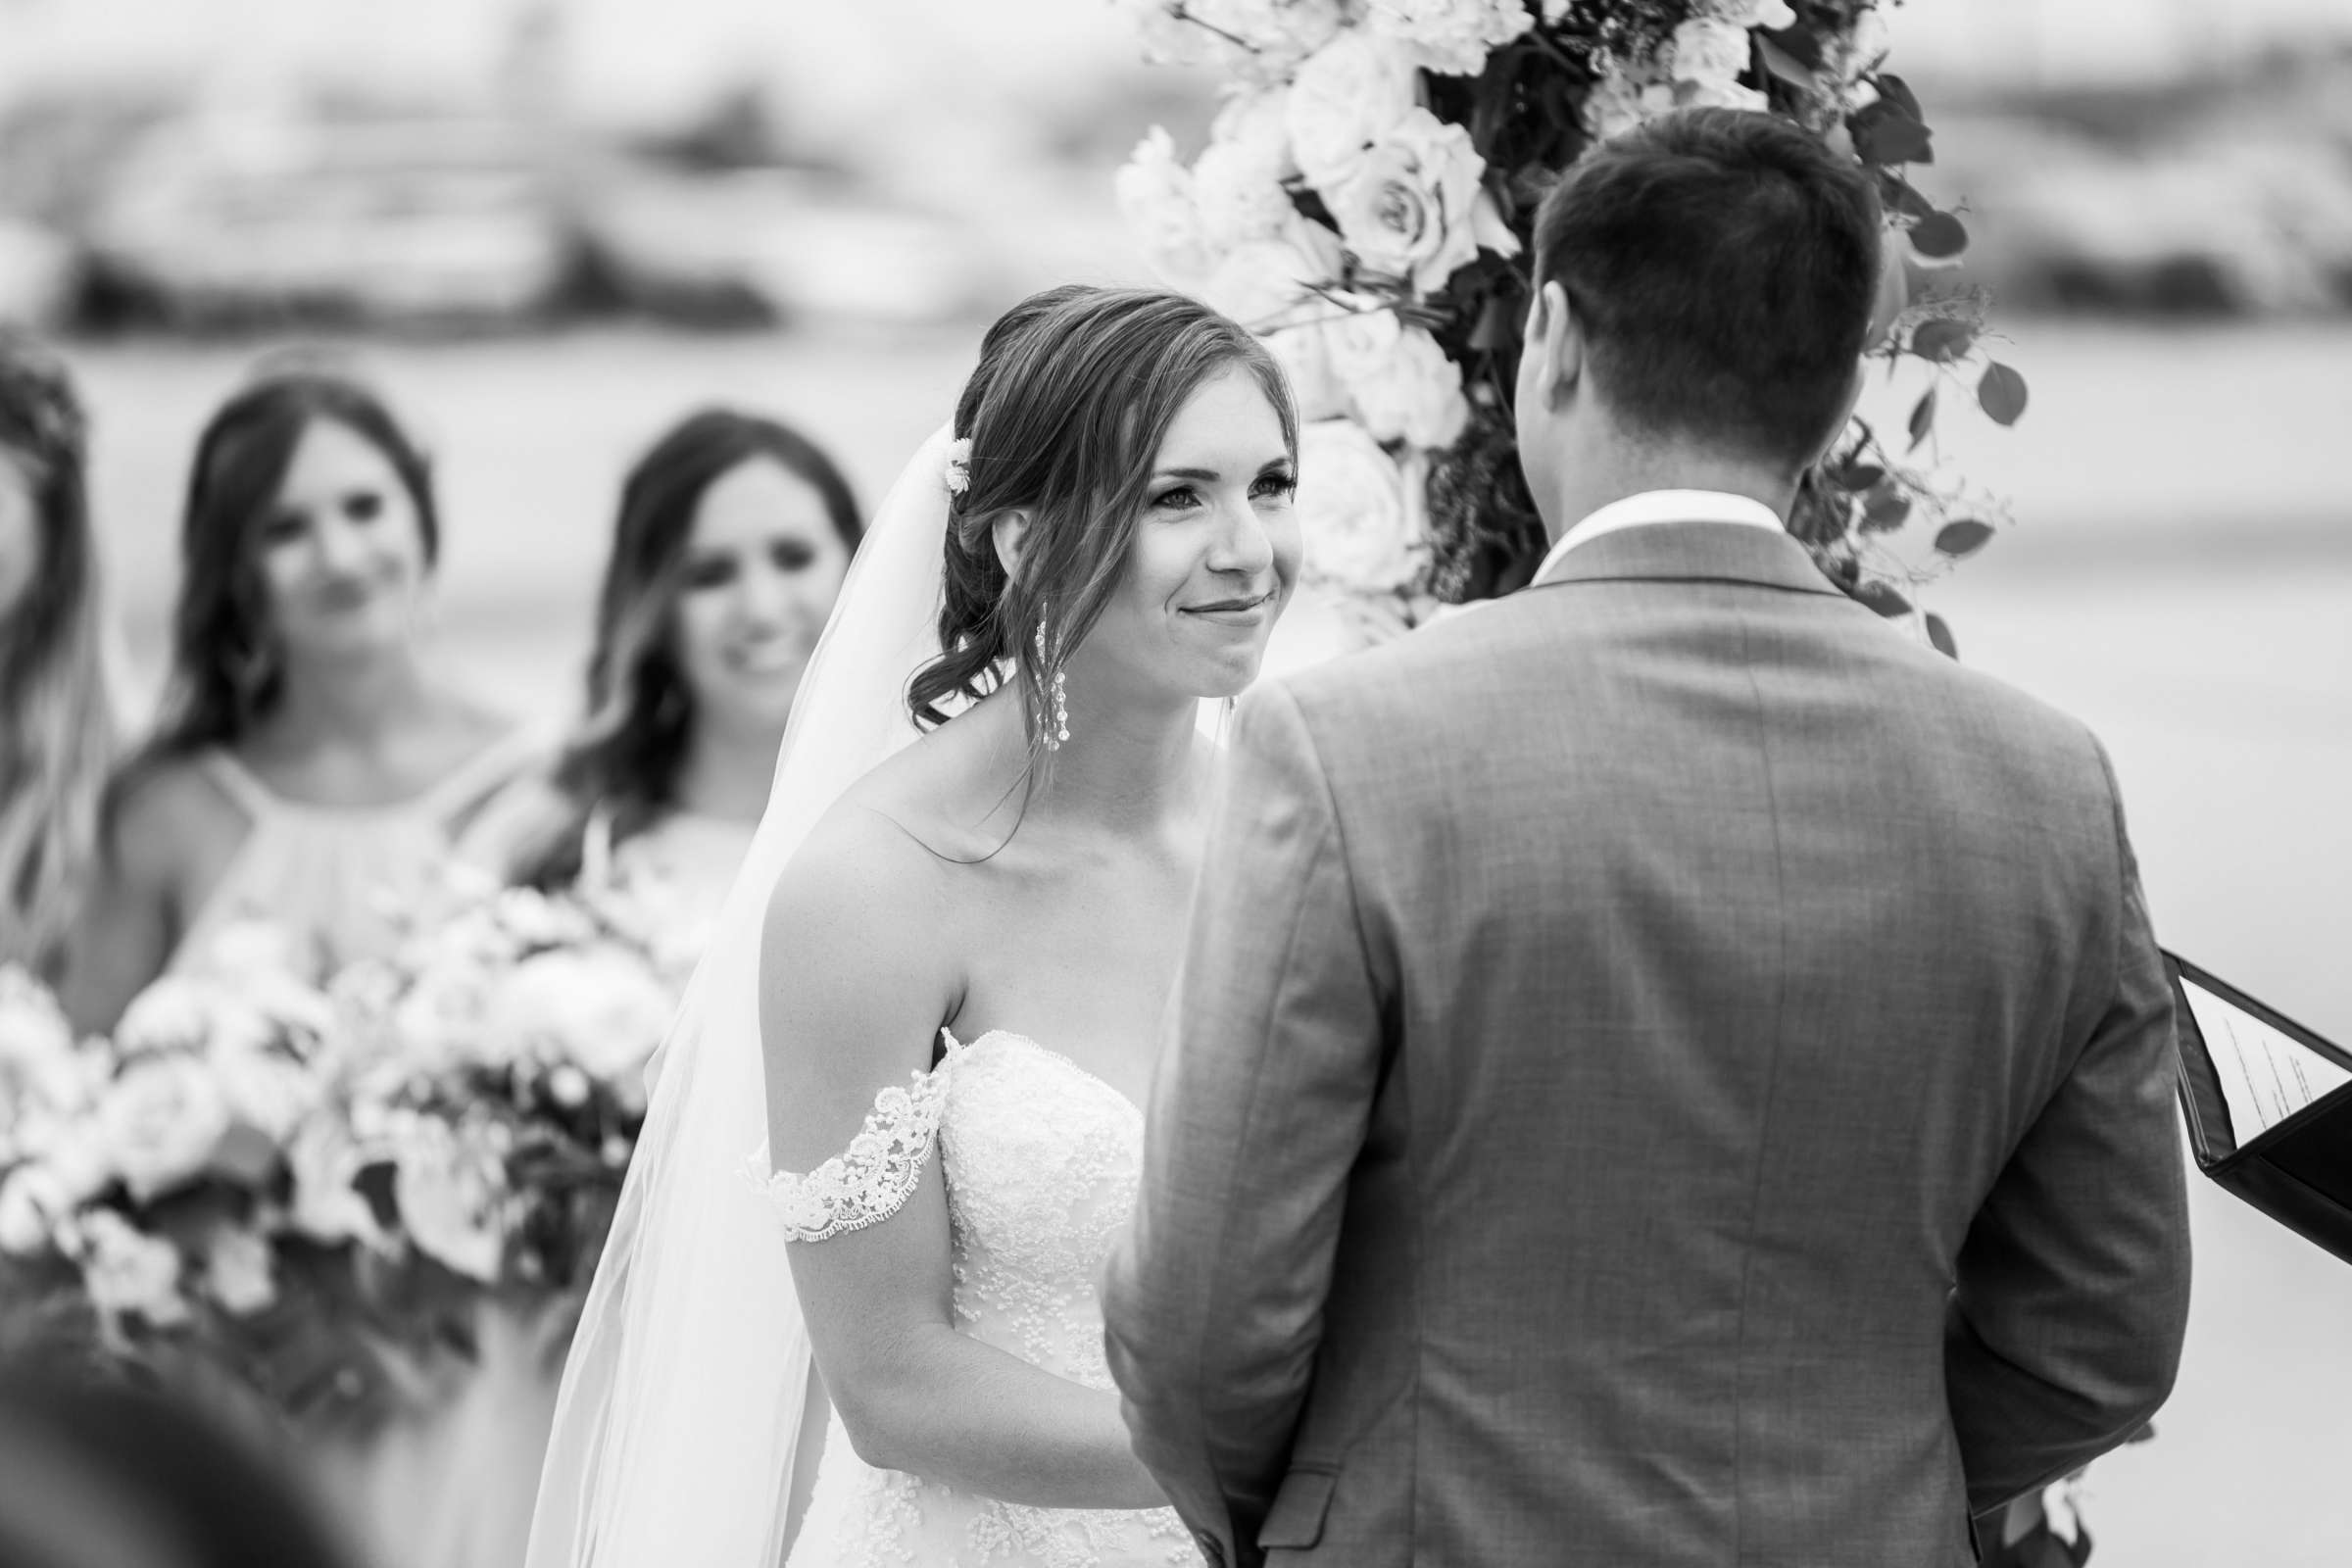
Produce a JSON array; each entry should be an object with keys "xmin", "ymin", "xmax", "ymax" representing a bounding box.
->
[{"xmin": 758, "ymin": 807, "xmax": 1167, "ymax": 1512}]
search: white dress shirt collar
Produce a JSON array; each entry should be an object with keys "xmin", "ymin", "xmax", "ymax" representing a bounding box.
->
[{"xmin": 1533, "ymin": 489, "xmax": 1788, "ymax": 585}]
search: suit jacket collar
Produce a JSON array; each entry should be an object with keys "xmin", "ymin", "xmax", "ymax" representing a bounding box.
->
[{"xmin": 1529, "ymin": 519, "xmax": 1844, "ymax": 599}]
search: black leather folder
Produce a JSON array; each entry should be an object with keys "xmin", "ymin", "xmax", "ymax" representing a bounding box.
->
[{"xmin": 2168, "ymin": 952, "xmax": 2352, "ymax": 1265}]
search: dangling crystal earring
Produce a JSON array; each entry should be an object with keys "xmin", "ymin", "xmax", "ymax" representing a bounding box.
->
[{"xmin": 1033, "ymin": 612, "xmax": 1070, "ymax": 751}]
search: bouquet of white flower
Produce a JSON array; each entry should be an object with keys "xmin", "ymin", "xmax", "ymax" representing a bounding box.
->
[{"xmin": 333, "ymin": 872, "xmax": 682, "ymax": 1296}]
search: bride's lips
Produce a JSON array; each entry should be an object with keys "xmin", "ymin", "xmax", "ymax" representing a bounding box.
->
[{"xmin": 1178, "ymin": 589, "xmax": 1276, "ymax": 628}]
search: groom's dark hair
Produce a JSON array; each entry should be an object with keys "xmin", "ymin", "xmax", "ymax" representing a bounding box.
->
[{"xmin": 1533, "ymin": 107, "xmax": 1883, "ymax": 467}]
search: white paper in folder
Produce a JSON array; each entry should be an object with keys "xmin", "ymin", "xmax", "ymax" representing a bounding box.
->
[{"xmin": 2181, "ymin": 978, "xmax": 2352, "ymax": 1143}]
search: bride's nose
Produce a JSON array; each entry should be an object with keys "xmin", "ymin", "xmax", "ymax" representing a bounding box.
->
[{"xmin": 1202, "ymin": 492, "xmax": 1275, "ymax": 577}]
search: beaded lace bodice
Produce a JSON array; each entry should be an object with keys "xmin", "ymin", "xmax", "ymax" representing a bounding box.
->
[{"xmin": 758, "ymin": 1031, "xmax": 1196, "ymax": 1568}]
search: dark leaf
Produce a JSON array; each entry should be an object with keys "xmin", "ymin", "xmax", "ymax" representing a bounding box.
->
[
  {"xmin": 1909, "ymin": 211, "xmax": 1969, "ymax": 260},
  {"xmin": 1935, "ymin": 518, "xmax": 1996, "ymax": 557},
  {"xmin": 1978, "ymin": 362, "xmax": 2029, "ymax": 425},
  {"xmin": 1907, "ymin": 387, "xmax": 1937, "ymax": 451},
  {"xmin": 1849, "ymin": 101, "xmax": 1935, "ymax": 166},
  {"xmin": 1910, "ymin": 318, "xmax": 1976, "ymax": 364},
  {"xmin": 1470, "ymin": 293, "xmax": 1521, "ymax": 352},
  {"xmin": 1861, "ymin": 485, "xmax": 1913, "ymax": 531},
  {"xmin": 1764, "ymin": 24, "xmax": 1825, "ymax": 69},
  {"xmin": 1758, "ymin": 38, "xmax": 1819, "ymax": 91},
  {"xmin": 1925, "ymin": 612, "xmax": 1959, "ymax": 659},
  {"xmin": 1852, "ymin": 580, "xmax": 1914, "ymax": 617},
  {"xmin": 1830, "ymin": 459, "xmax": 1886, "ymax": 492},
  {"xmin": 1878, "ymin": 172, "xmax": 1936, "ymax": 221},
  {"xmin": 1874, "ymin": 73, "xmax": 1924, "ymax": 122}
]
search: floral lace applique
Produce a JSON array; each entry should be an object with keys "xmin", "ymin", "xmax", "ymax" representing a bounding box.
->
[{"xmin": 748, "ymin": 1039, "xmax": 959, "ymax": 1242}]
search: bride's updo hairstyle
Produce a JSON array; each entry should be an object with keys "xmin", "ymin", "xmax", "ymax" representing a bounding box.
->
[{"xmin": 906, "ymin": 285, "xmax": 1294, "ymax": 751}]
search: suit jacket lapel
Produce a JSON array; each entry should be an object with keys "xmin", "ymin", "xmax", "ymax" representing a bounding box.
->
[{"xmin": 1530, "ymin": 520, "xmax": 1846, "ymax": 599}]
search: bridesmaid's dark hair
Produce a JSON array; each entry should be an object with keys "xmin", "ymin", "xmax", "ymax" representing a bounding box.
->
[
  {"xmin": 906, "ymin": 286, "xmax": 1296, "ymax": 767},
  {"xmin": 138, "ymin": 369, "xmax": 439, "ymax": 764},
  {"xmin": 514, "ymin": 409, "xmax": 861, "ymax": 890}
]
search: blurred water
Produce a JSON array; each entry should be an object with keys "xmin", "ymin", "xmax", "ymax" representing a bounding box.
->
[{"xmin": 69, "ymin": 321, "xmax": 2352, "ymax": 1564}]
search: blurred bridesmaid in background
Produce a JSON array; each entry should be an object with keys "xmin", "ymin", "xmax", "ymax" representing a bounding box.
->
[
  {"xmin": 0, "ymin": 331, "xmax": 116, "ymax": 991},
  {"xmin": 465, "ymin": 408, "xmax": 859, "ymax": 937},
  {"xmin": 70, "ymin": 368, "xmax": 537, "ymax": 1029}
]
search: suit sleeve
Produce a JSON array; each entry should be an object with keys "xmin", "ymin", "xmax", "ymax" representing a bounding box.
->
[
  {"xmin": 1103, "ymin": 679, "xmax": 1386, "ymax": 1566},
  {"xmin": 1944, "ymin": 737, "xmax": 2193, "ymax": 1513}
]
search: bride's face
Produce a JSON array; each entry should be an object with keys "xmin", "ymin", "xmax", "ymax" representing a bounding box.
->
[{"xmin": 1086, "ymin": 368, "xmax": 1299, "ymax": 705}]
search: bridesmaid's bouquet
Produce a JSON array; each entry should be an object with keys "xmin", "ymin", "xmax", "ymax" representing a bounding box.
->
[
  {"xmin": 332, "ymin": 872, "xmax": 683, "ymax": 1296},
  {"xmin": 0, "ymin": 938, "xmax": 377, "ymax": 1402}
]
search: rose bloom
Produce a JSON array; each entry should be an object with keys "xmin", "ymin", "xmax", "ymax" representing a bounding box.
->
[
  {"xmin": 1323, "ymin": 108, "xmax": 1518, "ymax": 296},
  {"xmin": 112, "ymin": 976, "xmax": 215, "ymax": 1058},
  {"xmin": 211, "ymin": 1043, "xmax": 320, "ymax": 1145},
  {"xmin": 75, "ymin": 1210, "xmax": 190, "ymax": 1328},
  {"xmin": 1296, "ymin": 418, "xmax": 1426, "ymax": 593},
  {"xmin": 1718, "ymin": 0, "xmax": 1798, "ymax": 30},
  {"xmin": 99, "ymin": 1054, "xmax": 234, "ymax": 1203},
  {"xmin": 479, "ymin": 947, "xmax": 676, "ymax": 1089},
  {"xmin": 1286, "ymin": 29, "xmax": 1422, "ymax": 190},
  {"xmin": 0, "ymin": 1163, "xmax": 69, "ymax": 1255},
  {"xmin": 1365, "ymin": 0, "xmax": 1535, "ymax": 76},
  {"xmin": 1671, "ymin": 17, "xmax": 1755, "ymax": 88},
  {"xmin": 205, "ymin": 1225, "xmax": 276, "ymax": 1316},
  {"xmin": 393, "ymin": 1117, "xmax": 508, "ymax": 1283},
  {"xmin": 287, "ymin": 1118, "xmax": 384, "ymax": 1247},
  {"xmin": 1191, "ymin": 135, "xmax": 1298, "ymax": 252},
  {"xmin": 1117, "ymin": 127, "xmax": 1219, "ymax": 290},
  {"xmin": 1200, "ymin": 221, "xmax": 1343, "ymax": 335},
  {"xmin": 1330, "ymin": 311, "xmax": 1471, "ymax": 450}
]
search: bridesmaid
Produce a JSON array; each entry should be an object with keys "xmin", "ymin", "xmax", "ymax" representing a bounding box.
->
[
  {"xmin": 466, "ymin": 408, "xmax": 860, "ymax": 937},
  {"xmin": 69, "ymin": 368, "xmax": 537, "ymax": 1028},
  {"xmin": 0, "ymin": 331, "xmax": 115, "ymax": 988}
]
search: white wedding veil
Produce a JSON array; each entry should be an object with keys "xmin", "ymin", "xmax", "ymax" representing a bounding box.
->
[{"xmin": 526, "ymin": 423, "xmax": 956, "ymax": 1568}]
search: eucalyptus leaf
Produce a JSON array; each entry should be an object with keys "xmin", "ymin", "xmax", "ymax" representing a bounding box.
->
[
  {"xmin": 1935, "ymin": 518, "xmax": 1996, "ymax": 557},
  {"xmin": 1910, "ymin": 318, "xmax": 1975, "ymax": 363},
  {"xmin": 1850, "ymin": 101, "xmax": 1934, "ymax": 166},
  {"xmin": 1874, "ymin": 73, "xmax": 1924, "ymax": 122},
  {"xmin": 1853, "ymin": 580, "xmax": 1914, "ymax": 617},
  {"xmin": 1907, "ymin": 387, "xmax": 1937, "ymax": 450},
  {"xmin": 1909, "ymin": 211, "xmax": 1969, "ymax": 260},
  {"xmin": 1978, "ymin": 362, "xmax": 2029, "ymax": 425},
  {"xmin": 1925, "ymin": 613, "xmax": 1959, "ymax": 659}
]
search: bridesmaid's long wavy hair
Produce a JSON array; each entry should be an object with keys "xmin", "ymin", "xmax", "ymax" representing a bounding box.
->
[
  {"xmin": 0, "ymin": 332, "xmax": 114, "ymax": 978},
  {"xmin": 906, "ymin": 285, "xmax": 1296, "ymax": 764},
  {"xmin": 132, "ymin": 369, "xmax": 439, "ymax": 772},
  {"xmin": 514, "ymin": 409, "xmax": 862, "ymax": 889}
]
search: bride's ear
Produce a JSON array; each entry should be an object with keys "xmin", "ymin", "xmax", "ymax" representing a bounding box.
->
[{"xmin": 990, "ymin": 509, "xmax": 1034, "ymax": 583}]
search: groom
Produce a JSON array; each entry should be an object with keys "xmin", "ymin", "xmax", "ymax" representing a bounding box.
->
[{"xmin": 1104, "ymin": 108, "xmax": 2189, "ymax": 1568}]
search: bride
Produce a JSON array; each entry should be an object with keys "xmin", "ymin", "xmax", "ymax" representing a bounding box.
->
[{"xmin": 528, "ymin": 284, "xmax": 1299, "ymax": 1568}]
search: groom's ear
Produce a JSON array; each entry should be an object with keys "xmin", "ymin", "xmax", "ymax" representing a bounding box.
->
[
  {"xmin": 1524, "ymin": 280, "xmax": 1583, "ymax": 412},
  {"xmin": 990, "ymin": 509, "xmax": 1034, "ymax": 582}
]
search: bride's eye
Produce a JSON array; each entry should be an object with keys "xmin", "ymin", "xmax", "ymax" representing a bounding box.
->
[
  {"xmin": 1151, "ymin": 485, "xmax": 1200, "ymax": 512},
  {"xmin": 1251, "ymin": 472, "xmax": 1297, "ymax": 502}
]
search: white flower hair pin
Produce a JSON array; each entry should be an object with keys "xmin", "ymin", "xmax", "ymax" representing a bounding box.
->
[{"xmin": 943, "ymin": 437, "xmax": 972, "ymax": 497}]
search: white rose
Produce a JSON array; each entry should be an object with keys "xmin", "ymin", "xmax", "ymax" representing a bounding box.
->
[
  {"xmin": 99, "ymin": 1054, "xmax": 233, "ymax": 1202},
  {"xmin": 1117, "ymin": 127, "xmax": 1219, "ymax": 290},
  {"xmin": 1210, "ymin": 85, "xmax": 1298, "ymax": 181},
  {"xmin": 1714, "ymin": 0, "xmax": 1797, "ymax": 28},
  {"xmin": 1286, "ymin": 30, "xmax": 1423, "ymax": 191},
  {"xmin": 1330, "ymin": 312, "xmax": 1471, "ymax": 450},
  {"xmin": 75, "ymin": 1210, "xmax": 189, "ymax": 1328},
  {"xmin": 1671, "ymin": 17, "xmax": 1754, "ymax": 87},
  {"xmin": 388, "ymin": 965, "xmax": 498, "ymax": 1073},
  {"xmin": 1323, "ymin": 108, "xmax": 1518, "ymax": 296},
  {"xmin": 0, "ymin": 1163, "xmax": 70, "ymax": 1255},
  {"xmin": 1261, "ymin": 322, "xmax": 1350, "ymax": 422},
  {"xmin": 478, "ymin": 947, "xmax": 675, "ymax": 1087},
  {"xmin": 1839, "ymin": 6, "xmax": 1891, "ymax": 82},
  {"xmin": 210, "ymin": 1044, "xmax": 319, "ymax": 1145},
  {"xmin": 0, "ymin": 967, "xmax": 74, "ymax": 1068},
  {"xmin": 1191, "ymin": 137, "xmax": 1297, "ymax": 252},
  {"xmin": 491, "ymin": 887, "xmax": 599, "ymax": 952},
  {"xmin": 1206, "ymin": 0, "xmax": 1350, "ymax": 78},
  {"xmin": 1584, "ymin": 67, "xmax": 1659, "ymax": 143},
  {"xmin": 181, "ymin": 916, "xmax": 319, "ymax": 987},
  {"xmin": 1200, "ymin": 222, "xmax": 1343, "ymax": 335},
  {"xmin": 204, "ymin": 1226, "xmax": 275, "ymax": 1316},
  {"xmin": 1366, "ymin": 0, "xmax": 1536, "ymax": 77},
  {"xmin": 286, "ymin": 1118, "xmax": 384, "ymax": 1247},
  {"xmin": 392, "ymin": 1117, "xmax": 506, "ymax": 1282},
  {"xmin": 1296, "ymin": 419, "xmax": 1426, "ymax": 592},
  {"xmin": 112, "ymin": 976, "xmax": 214, "ymax": 1057}
]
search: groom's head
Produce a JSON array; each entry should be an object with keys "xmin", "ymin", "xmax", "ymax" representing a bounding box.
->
[{"xmin": 1516, "ymin": 108, "xmax": 1887, "ymax": 530}]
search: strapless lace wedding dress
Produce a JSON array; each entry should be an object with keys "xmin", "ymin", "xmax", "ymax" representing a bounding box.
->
[{"xmin": 755, "ymin": 1030, "xmax": 1198, "ymax": 1568}]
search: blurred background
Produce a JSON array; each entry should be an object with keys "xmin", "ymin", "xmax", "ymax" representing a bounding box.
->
[{"xmin": 3, "ymin": 0, "xmax": 2349, "ymax": 1561}]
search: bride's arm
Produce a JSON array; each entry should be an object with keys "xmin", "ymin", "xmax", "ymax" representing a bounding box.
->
[{"xmin": 758, "ymin": 808, "xmax": 1166, "ymax": 1511}]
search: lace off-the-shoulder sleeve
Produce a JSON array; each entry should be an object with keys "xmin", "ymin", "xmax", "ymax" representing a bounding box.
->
[{"xmin": 747, "ymin": 1061, "xmax": 954, "ymax": 1242}]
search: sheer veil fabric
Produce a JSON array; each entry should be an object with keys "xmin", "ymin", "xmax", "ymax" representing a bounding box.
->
[{"xmin": 525, "ymin": 425, "xmax": 957, "ymax": 1568}]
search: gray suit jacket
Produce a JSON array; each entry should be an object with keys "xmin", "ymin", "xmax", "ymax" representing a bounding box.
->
[{"xmin": 1103, "ymin": 521, "xmax": 2190, "ymax": 1568}]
